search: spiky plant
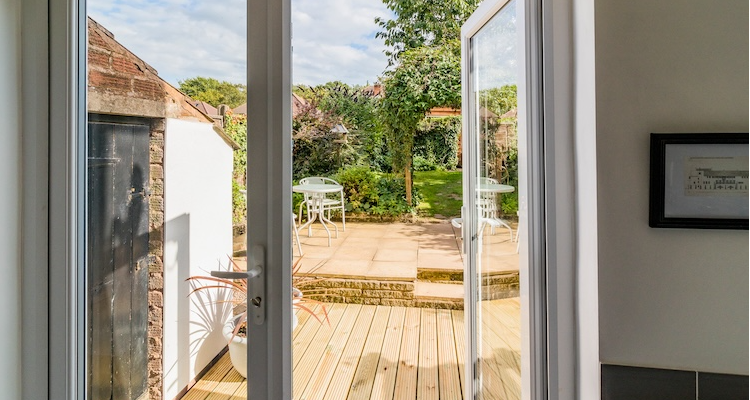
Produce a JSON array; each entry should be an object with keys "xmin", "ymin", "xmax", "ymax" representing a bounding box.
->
[{"xmin": 187, "ymin": 256, "xmax": 329, "ymax": 342}]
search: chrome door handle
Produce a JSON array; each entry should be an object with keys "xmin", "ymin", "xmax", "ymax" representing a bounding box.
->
[{"xmin": 210, "ymin": 245, "xmax": 265, "ymax": 325}]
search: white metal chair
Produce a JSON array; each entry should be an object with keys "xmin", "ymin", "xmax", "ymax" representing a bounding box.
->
[
  {"xmin": 297, "ymin": 177, "xmax": 346, "ymax": 231},
  {"xmin": 244, "ymin": 189, "xmax": 303, "ymax": 255},
  {"xmin": 478, "ymin": 177, "xmax": 499, "ymax": 233},
  {"xmin": 451, "ymin": 217, "xmax": 501, "ymax": 254},
  {"xmin": 515, "ymin": 210, "xmax": 520, "ymax": 254},
  {"xmin": 292, "ymin": 213, "xmax": 303, "ymax": 256}
]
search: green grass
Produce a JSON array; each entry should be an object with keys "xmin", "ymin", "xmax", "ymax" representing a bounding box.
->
[{"xmin": 413, "ymin": 170, "xmax": 463, "ymax": 218}]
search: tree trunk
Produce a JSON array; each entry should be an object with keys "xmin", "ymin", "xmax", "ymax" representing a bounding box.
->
[{"xmin": 405, "ymin": 165, "xmax": 412, "ymax": 205}]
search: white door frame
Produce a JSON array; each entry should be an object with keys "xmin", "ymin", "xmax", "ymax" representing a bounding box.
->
[
  {"xmin": 245, "ymin": 0, "xmax": 294, "ymax": 398},
  {"xmin": 41, "ymin": 0, "xmax": 598, "ymax": 398},
  {"xmin": 48, "ymin": 0, "xmax": 87, "ymax": 398}
]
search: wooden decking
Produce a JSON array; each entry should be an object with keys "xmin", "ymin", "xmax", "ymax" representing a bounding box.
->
[{"xmin": 183, "ymin": 299, "xmax": 520, "ymax": 400}]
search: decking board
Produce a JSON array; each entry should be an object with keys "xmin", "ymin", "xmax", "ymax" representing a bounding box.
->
[
  {"xmin": 299, "ymin": 304, "xmax": 362, "ymax": 400},
  {"xmin": 323, "ymin": 305, "xmax": 377, "ymax": 399},
  {"xmin": 369, "ymin": 306, "xmax": 407, "ymax": 400},
  {"xmin": 183, "ymin": 301, "xmax": 520, "ymax": 400},
  {"xmin": 417, "ymin": 308, "xmax": 438, "ymax": 400},
  {"xmin": 293, "ymin": 303, "xmax": 349, "ymax": 397},
  {"xmin": 437, "ymin": 309, "xmax": 462, "ymax": 400},
  {"xmin": 346, "ymin": 306, "xmax": 391, "ymax": 400}
]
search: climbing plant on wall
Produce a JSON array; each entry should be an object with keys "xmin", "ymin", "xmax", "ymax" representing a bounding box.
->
[{"xmin": 224, "ymin": 111, "xmax": 248, "ymax": 225}]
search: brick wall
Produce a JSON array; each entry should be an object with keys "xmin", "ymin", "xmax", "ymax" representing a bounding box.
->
[
  {"xmin": 88, "ymin": 21, "xmax": 166, "ymax": 104},
  {"xmin": 147, "ymin": 120, "xmax": 166, "ymax": 399}
]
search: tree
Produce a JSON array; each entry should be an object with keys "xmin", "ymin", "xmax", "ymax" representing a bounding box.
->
[
  {"xmin": 292, "ymin": 93, "xmax": 356, "ymax": 179},
  {"xmin": 375, "ymin": 0, "xmax": 480, "ymax": 65},
  {"xmin": 380, "ymin": 44, "xmax": 461, "ymax": 203},
  {"xmin": 178, "ymin": 76, "xmax": 247, "ymax": 108},
  {"xmin": 295, "ymin": 82, "xmax": 389, "ymax": 171},
  {"xmin": 480, "ymin": 85, "xmax": 518, "ymax": 117}
]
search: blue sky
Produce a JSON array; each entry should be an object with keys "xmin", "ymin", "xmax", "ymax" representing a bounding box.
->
[{"xmin": 88, "ymin": 0, "xmax": 392, "ymax": 87}]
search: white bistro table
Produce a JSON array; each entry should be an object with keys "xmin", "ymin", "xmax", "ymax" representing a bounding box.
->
[
  {"xmin": 293, "ymin": 183, "xmax": 343, "ymax": 246},
  {"xmin": 477, "ymin": 182, "xmax": 515, "ymax": 241}
]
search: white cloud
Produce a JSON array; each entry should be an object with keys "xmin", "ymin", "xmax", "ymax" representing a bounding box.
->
[{"xmin": 88, "ymin": 0, "xmax": 391, "ymax": 87}]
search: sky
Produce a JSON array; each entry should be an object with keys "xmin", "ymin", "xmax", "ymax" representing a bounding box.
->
[{"xmin": 88, "ymin": 0, "xmax": 393, "ymax": 88}]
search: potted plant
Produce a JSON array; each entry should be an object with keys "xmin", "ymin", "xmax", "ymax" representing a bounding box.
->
[{"xmin": 187, "ymin": 256, "xmax": 328, "ymax": 378}]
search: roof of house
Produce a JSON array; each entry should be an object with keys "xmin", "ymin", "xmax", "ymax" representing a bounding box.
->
[
  {"xmin": 427, "ymin": 107, "xmax": 462, "ymax": 117},
  {"xmin": 86, "ymin": 17, "xmax": 238, "ymax": 149},
  {"xmin": 231, "ymin": 92, "xmax": 310, "ymax": 118},
  {"xmin": 232, "ymin": 103, "xmax": 247, "ymax": 115},
  {"xmin": 499, "ymin": 108, "xmax": 517, "ymax": 120},
  {"xmin": 192, "ymin": 100, "xmax": 219, "ymax": 116},
  {"xmin": 361, "ymin": 84, "xmax": 383, "ymax": 97}
]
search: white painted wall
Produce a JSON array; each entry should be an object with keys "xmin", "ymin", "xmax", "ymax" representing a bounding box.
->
[
  {"xmin": 0, "ymin": 0, "xmax": 22, "ymax": 399},
  {"xmin": 163, "ymin": 118, "xmax": 234, "ymax": 399},
  {"xmin": 596, "ymin": 0, "xmax": 748, "ymax": 374}
]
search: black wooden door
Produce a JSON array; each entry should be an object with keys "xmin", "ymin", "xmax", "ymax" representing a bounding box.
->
[{"xmin": 87, "ymin": 115, "xmax": 150, "ymax": 400}]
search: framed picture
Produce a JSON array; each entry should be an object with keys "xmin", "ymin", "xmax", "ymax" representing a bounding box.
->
[{"xmin": 649, "ymin": 133, "xmax": 749, "ymax": 229}]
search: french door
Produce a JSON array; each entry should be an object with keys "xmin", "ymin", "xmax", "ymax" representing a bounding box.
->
[
  {"xmin": 51, "ymin": 0, "xmax": 548, "ymax": 398},
  {"xmin": 462, "ymin": 0, "xmax": 546, "ymax": 399}
]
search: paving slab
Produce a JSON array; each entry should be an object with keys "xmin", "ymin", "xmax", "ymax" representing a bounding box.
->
[
  {"xmin": 414, "ymin": 282, "xmax": 464, "ymax": 300},
  {"xmin": 251, "ymin": 222, "xmax": 519, "ymax": 298}
]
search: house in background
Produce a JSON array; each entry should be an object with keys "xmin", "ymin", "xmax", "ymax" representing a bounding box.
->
[
  {"xmin": 231, "ymin": 92, "xmax": 309, "ymax": 118},
  {"xmin": 0, "ymin": 0, "xmax": 746, "ymax": 399},
  {"xmin": 87, "ymin": 18, "xmax": 238, "ymax": 400}
]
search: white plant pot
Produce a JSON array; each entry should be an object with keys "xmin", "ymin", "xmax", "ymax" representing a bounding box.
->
[
  {"xmin": 223, "ymin": 315, "xmax": 248, "ymax": 378},
  {"xmin": 223, "ymin": 313, "xmax": 299, "ymax": 379}
]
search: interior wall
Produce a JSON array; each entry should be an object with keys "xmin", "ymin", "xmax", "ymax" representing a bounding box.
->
[
  {"xmin": 595, "ymin": 0, "xmax": 748, "ymax": 374},
  {"xmin": 0, "ymin": 0, "xmax": 22, "ymax": 398},
  {"xmin": 163, "ymin": 118, "xmax": 234, "ymax": 399}
]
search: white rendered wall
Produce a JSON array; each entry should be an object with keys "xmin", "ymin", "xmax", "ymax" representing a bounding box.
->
[
  {"xmin": 0, "ymin": 1, "xmax": 22, "ymax": 399},
  {"xmin": 596, "ymin": 0, "xmax": 748, "ymax": 374},
  {"xmin": 164, "ymin": 118, "xmax": 234, "ymax": 399}
]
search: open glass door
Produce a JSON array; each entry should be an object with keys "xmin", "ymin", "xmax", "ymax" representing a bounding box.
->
[{"xmin": 462, "ymin": 0, "xmax": 532, "ymax": 398}]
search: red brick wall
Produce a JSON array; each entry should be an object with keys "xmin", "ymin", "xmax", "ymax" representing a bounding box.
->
[{"xmin": 87, "ymin": 23, "xmax": 167, "ymax": 103}]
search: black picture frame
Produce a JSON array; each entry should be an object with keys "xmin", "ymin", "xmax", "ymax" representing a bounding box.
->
[{"xmin": 649, "ymin": 133, "xmax": 749, "ymax": 230}]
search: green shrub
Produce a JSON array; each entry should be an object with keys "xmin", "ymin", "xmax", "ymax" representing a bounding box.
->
[
  {"xmin": 333, "ymin": 166, "xmax": 380, "ymax": 211},
  {"xmin": 413, "ymin": 116, "xmax": 460, "ymax": 171},
  {"xmin": 231, "ymin": 180, "xmax": 246, "ymax": 225},
  {"xmin": 413, "ymin": 154, "xmax": 441, "ymax": 171},
  {"xmin": 327, "ymin": 166, "xmax": 419, "ymax": 217},
  {"xmin": 373, "ymin": 174, "xmax": 421, "ymax": 215},
  {"xmin": 226, "ymin": 112, "xmax": 248, "ymax": 226}
]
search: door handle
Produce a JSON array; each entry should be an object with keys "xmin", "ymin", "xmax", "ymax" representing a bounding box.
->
[{"xmin": 211, "ymin": 245, "xmax": 265, "ymax": 325}]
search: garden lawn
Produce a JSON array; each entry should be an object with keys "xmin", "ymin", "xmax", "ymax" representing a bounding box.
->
[{"xmin": 413, "ymin": 170, "xmax": 462, "ymax": 218}]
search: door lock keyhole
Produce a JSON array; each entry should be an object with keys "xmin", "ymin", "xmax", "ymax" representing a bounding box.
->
[{"xmin": 252, "ymin": 297, "xmax": 262, "ymax": 308}]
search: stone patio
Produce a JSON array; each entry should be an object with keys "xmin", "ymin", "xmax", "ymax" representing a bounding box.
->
[{"xmin": 291, "ymin": 220, "xmax": 519, "ymax": 309}]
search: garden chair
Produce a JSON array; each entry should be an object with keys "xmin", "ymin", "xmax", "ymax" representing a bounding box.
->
[
  {"xmin": 245, "ymin": 189, "xmax": 304, "ymax": 255},
  {"xmin": 293, "ymin": 213, "xmax": 303, "ymax": 256},
  {"xmin": 297, "ymin": 177, "xmax": 346, "ymax": 231},
  {"xmin": 478, "ymin": 177, "xmax": 500, "ymax": 234}
]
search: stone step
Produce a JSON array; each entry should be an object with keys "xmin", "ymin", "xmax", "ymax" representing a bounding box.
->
[
  {"xmin": 414, "ymin": 281, "xmax": 464, "ymax": 309},
  {"xmin": 417, "ymin": 268, "xmax": 463, "ymax": 282}
]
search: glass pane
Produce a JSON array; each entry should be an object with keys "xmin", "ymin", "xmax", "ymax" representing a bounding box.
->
[{"xmin": 470, "ymin": 1, "xmax": 521, "ymax": 398}]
